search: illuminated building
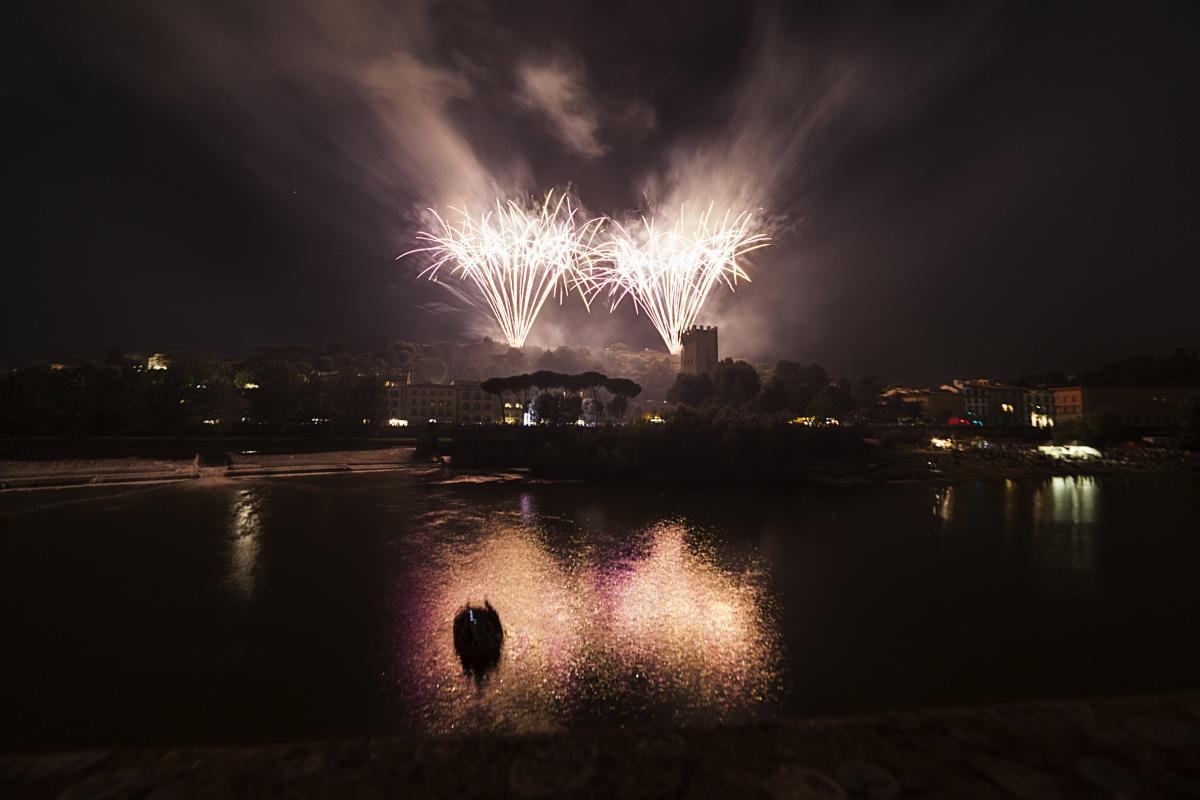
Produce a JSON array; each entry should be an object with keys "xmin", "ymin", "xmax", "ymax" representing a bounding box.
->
[
  {"xmin": 948, "ymin": 379, "xmax": 1025, "ymax": 426},
  {"xmin": 1024, "ymin": 388, "xmax": 1055, "ymax": 428},
  {"xmin": 679, "ymin": 325, "xmax": 718, "ymax": 375},
  {"xmin": 385, "ymin": 375, "xmax": 503, "ymax": 425}
]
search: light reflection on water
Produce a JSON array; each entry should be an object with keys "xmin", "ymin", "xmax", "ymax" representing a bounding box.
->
[
  {"xmin": 398, "ymin": 515, "xmax": 780, "ymax": 734},
  {"xmin": 228, "ymin": 488, "xmax": 262, "ymax": 602},
  {"xmin": 1031, "ymin": 476, "xmax": 1098, "ymax": 592},
  {"xmin": 932, "ymin": 477, "xmax": 1100, "ymax": 594},
  {"xmin": 1035, "ymin": 475, "xmax": 1099, "ymax": 525},
  {"xmin": 6, "ymin": 473, "xmax": 1200, "ymax": 749}
]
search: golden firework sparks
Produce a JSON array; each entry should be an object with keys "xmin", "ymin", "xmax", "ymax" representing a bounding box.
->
[
  {"xmin": 403, "ymin": 190, "xmax": 604, "ymax": 348},
  {"xmin": 593, "ymin": 206, "xmax": 770, "ymax": 354}
]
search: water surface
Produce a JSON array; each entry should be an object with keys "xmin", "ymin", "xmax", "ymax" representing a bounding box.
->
[{"xmin": 2, "ymin": 471, "xmax": 1197, "ymax": 750}]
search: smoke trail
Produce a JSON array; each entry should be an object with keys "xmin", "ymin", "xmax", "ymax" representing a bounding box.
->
[
  {"xmin": 86, "ymin": 0, "xmax": 521, "ymax": 240},
  {"xmin": 632, "ymin": 5, "xmax": 997, "ymax": 360}
]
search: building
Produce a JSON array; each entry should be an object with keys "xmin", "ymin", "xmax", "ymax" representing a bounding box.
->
[
  {"xmin": 947, "ymin": 379, "xmax": 1026, "ymax": 427},
  {"xmin": 385, "ymin": 377, "xmax": 502, "ymax": 425},
  {"xmin": 882, "ymin": 386, "xmax": 964, "ymax": 422},
  {"xmin": 680, "ymin": 326, "xmax": 718, "ymax": 375},
  {"xmin": 1051, "ymin": 385, "xmax": 1200, "ymax": 429},
  {"xmin": 384, "ymin": 376, "xmax": 408, "ymax": 423},
  {"xmin": 917, "ymin": 390, "xmax": 965, "ymax": 423},
  {"xmin": 1024, "ymin": 388, "xmax": 1055, "ymax": 429},
  {"xmin": 450, "ymin": 382, "xmax": 503, "ymax": 424}
]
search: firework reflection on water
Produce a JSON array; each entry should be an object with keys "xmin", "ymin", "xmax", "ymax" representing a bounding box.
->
[{"xmin": 398, "ymin": 515, "xmax": 781, "ymax": 734}]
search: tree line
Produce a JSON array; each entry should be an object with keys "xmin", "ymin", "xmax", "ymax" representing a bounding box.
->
[
  {"xmin": 666, "ymin": 359, "xmax": 907, "ymax": 422},
  {"xmin": 0, "ymin": 349, "xmax": 389, "ymax": 436},
  {"xmin": 481, "ymin": 371, "xmax": 642, "ymax": 425}
]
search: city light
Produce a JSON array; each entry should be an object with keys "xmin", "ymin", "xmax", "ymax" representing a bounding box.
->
[
  {"xmin": 1038, "ymin": 444, "xmax": 1102, "ymax": 460},
  {"xmin": 789, "ymin": 416, "xmax": 840, "ymax": 427}
]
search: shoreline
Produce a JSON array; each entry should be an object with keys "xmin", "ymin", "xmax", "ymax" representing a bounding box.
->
[
  {"xmin": 0, "ymin": 447, "xmax": 420, "ymax": 491},
  {"xmin": 3, "ymin": 445, "xmax": 1197, "ymax": 493},
  {"xmin": 4, "ymin": 692, "xmax": 1197, "ymax": 797}
]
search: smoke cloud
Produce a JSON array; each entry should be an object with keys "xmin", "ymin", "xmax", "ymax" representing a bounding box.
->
[
  {"xmin": 643, "ymin": 7, "xmax": 994, "ymax": 228},
  {"xmin": 96, "ymin": 0, "xmax": 524, "ymax": 240},
  {"xmin": 631, "ymin": 6, "xmax": 997, "ymax": 362},
  {"xmin": 50, "ymin": 1, "xmax": 1001, "ymax": 361},
  {"xmin": 516, "ymin": 58, "xmax": 608, "ymax": 158}
]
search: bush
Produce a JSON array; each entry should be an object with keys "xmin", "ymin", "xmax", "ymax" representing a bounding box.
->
[{"xmin": 445, "ymin": 407, "xmax": 871, "ymax": 486}]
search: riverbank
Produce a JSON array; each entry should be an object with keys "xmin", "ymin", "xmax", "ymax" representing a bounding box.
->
[
  {"xmin": 0, "ymin": 446, "xmax": 419, "ymax": 490},
  {"xmin": 5, "ymin": 692, "xmax": 1197, "ymax": 798},
  {"xmin": 4, "ymin": 443, "xmax": 1196, "ymax": 492}
]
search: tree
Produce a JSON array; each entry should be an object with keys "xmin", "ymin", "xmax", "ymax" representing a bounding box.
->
[
  {"xmin": 1055, "ymin": 409, "xmax": 1126, "ymax": 448},
  {"xmin": 531, "ymin": 370, "xmax": 562, "ymax": 390},
  {"xmin": 532, "ymin": 391, "xmax": 582, "ymax": 425},
  {"xmin": 607, "ymin": 394, "xmax": 629, "ymax": 422},
  {"xmin": 510, "ymin": 374, "xmax": 534, "ymax": 407},
  {"xmin": 579, "ymin": 370, "xmax": 608, "ymax": 404},
  {"xmin": 712, "ymin": 359, "xmax": 760, "ymax": 406},
  {"xmin": 767, "ymin": 361, "xmax": 827, "ymax": 414},
  {"xmin": 1082, "ymin": 410, "xmax": 1127, "ymax": 447},
  {"xmin": 561, "ymin": 393, "xmax": 583, "ymax": 424},
  {"xmin": 667, "ymin": 373, "xmax": 714, "ymax": 407},
  {"xmin": 604, "ymin": 377, "xmax": 642, "ymax": 399},
  {"xmin": 807, "ymin": 378, "xmax": 854, "ymax": 420},
  {"xmin": 851, "ymin": 375, "xmax": 885, "ymax": 411},
  {"xmin": 481, "ymin": 377, "xmax": 508, "ymax": 398}
]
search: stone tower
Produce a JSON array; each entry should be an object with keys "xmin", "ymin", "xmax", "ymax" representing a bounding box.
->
[{"xmin": 680, "ymin": 326, "xmax": 718, "ymax": 374}]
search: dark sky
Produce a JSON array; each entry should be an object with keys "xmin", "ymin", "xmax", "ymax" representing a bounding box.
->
[{"xmin": 6, "ymin": 0, "xmax": 1199, "ymax": 383}]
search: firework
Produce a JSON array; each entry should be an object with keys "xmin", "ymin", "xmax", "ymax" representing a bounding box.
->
[
  {"xmin": 403, "ymin": 190, "xmax": 604, "ymax": 348},
  {"xmin": 594, "ymin": 207, "xmax": 770, "ymax": 354}
]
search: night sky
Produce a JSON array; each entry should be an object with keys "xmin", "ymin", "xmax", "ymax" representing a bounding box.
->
[{"xmin": 7, "ymin": 1, "xmax": 1199, "ymax": 383}]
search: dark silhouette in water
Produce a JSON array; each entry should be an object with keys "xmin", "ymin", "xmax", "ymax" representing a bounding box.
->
[{"xmin": 453, "ymin": 601, "xmax": 503, "ymax": 680}]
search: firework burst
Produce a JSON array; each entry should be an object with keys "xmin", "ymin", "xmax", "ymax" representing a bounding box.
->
[
  {"xmin": 403, "ymin": 190, "xmax": 604, "ymax": 348},
  {"xmin": 594, "ymin": 207, "xmax": 770, "ymax": 354}
]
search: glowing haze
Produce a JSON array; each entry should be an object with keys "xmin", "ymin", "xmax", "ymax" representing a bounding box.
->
[{"xmin": 405, "ymin": 191, "xmax": 603, "ymax": 349}]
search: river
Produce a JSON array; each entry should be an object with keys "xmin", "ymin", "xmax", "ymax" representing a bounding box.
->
[{"xmin": 2, "ymin": 470, "xmax": 1198, "ymax": 750}]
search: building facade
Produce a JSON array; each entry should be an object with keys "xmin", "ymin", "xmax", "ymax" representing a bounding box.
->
[
  {"xmin": 1024, "ymin": 388, "xmax": 1055, "ymax": 429},
  {"xmin": 680, "ymin": 326, "xmax": 718, "ymax": 375},
  {"xmin": 451, "ymin": 382, "xmax": 503, "ymax": 424},
  {"xmin": 385, "ymin": 378, "xmax": 502, "ymax": 425},
  {"xmin": 948, "ymin": 380, "xmax": 1029, "ymax": 427},
  {"xmin": 945, "ymin": 381, "xmax": 1032, "ymax": 429}
]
